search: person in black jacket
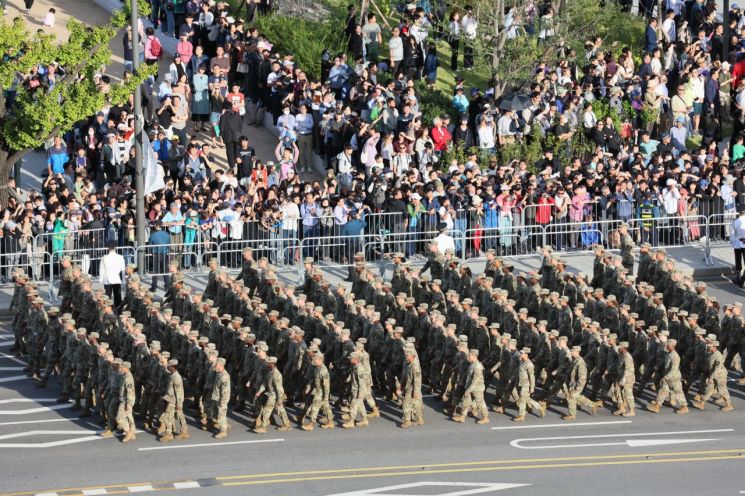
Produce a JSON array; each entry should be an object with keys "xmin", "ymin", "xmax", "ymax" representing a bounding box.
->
[
  {"xmin": 219, "ymin": 107, "xmax": 246, "ymax": 172},
  {"xmin": 452, "ymin": 114, "xmax": 475, "ymax": 150}
]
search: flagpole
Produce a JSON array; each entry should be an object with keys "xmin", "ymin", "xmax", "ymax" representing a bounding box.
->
[{"xmin": 131, "ymin": 0, "xmax": 146, "ymax": 267}]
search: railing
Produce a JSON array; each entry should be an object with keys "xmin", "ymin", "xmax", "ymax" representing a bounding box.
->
[{"xmin": 47, "ymin": 246, "xmax": 136, "ymax": 303}]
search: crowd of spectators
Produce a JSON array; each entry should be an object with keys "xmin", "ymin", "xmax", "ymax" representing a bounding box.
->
[{"xmin": 4, "ymin": 0, "xmax": 745, "ymax": 281}]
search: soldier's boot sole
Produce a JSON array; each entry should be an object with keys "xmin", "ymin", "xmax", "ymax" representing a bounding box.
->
[
  {"xmin": 612, "ymin": 409, "xmax": 625, "ymax": 416},
  {"xmin": 369, "ymin": 407, "xmax": 380, "ymax": 418},
  {"xmin": 320, "ymin": 422, "xmax": 335, "ymax": 429},
  {"xmin": 539, "ymin": 404, "xmax": 547, "ymax": 418},
  {"xmin": 693, "ymin": 394, "xmax": 701, "ymax": 402},
  {"xmin": 121, "ymin": 432, "xmax": 135, "ymax": 443},
  {"xmin": 512, "ymin": 416, "xmax": 525, "ymax": 422},
  {"xmin": 253, "ymin": 427, "xmax": 267, "ymax": 434},
  {"xmin": 99, "ymin": 430, "xmax": 114, "ymax": 438},
  {"xmin": 622, "ymin": 409, "xmax": 636, "ymax": 417},
  {"xmin": 341, "ymin": 422, "xmax": 355, "ymax": 429},
  {"xmin": 691, "ymin": 401, "xmax": 705, "ymax": 410},
  {"xmin": 175, "ymin": 432, "xmax": 190, "ymax": 440},
  {"xmin": 675, "ymin": 406, "xmax": 689, "ymax": 415},
  {"xmin": 276, "ymin": 424, "xmax": 291, "ymax": 431},
  {"xmin": 562, "ymin": 415, "xmax": 576, "ymax": 421},
  {"xmin": 356, "ymin": 420, "xmax": 369, "ymax": 427},
  {"xmin": 491, "ymin": 406, "xmax": 504, "ymax": 413},
  {"xmin": 646, "ymin": 403, "xmax": 660, "ymax": 413},
  {"xmin": 721, "ymin": 403, "xmax": 734, "ymax": 412},
  {"xmin": 415, "ymin": 418, "xmax": 424, "ymax": 426}
]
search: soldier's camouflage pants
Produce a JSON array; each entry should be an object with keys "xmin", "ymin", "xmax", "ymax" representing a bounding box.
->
[
  {"xmin": 72, "ymin": 369, "xmax": 89, "ymax": 400},
  {"xmin": 116, "ymin": 404, "xmax": 135, "ymax": 433},
  {"xmin": 260, "ymin": 395, "xmax": 289, "ymax": 428},
  {"xmin": 214, "ymin": 404, "xmax": 229, "ymax": 432},
  {"xmin": 161, "ymin": 402, "xmax": 188, "ymax": 434},
  {"xmin": 305, "ymin": 395, "xmax": 333, "ymax": 424},
  {"xmin": 42, "ymin": 349, "xmax": 59, "ymax": 380},
  {"xmin": 402, "ymin": 393, "xmax": 423, "ymax": 423},
  {"xmin": 517, "ymin": 385, "xmax": 541, "ymax": 417},
  {"xmin": 61, "ymin": 362, "xmax": 74, "ymax": 395},
  {"xmin": 566, "ymin": 389, "xmax": 595, "ymax": 416},
  {"xmin": 347, "ymin": 396, "xmax": 367, "ymax": 423},
  {"xmin": 107, "ymin": 400, "xmax": 120, "ymax": 431},
  {"xmin": 700, "ymin": 375, "xmax": 730, "ymax": 403},
  {"xmin": 618, "ymin": 381, "xmax": 635, "ymax": 410},
  {"xmin": 458, "ymin": 390, "xmax": 487, "ymax": 419},
  {"xmin": 655, "ymin": 377, "xmax": 686, "ymax": 407}
]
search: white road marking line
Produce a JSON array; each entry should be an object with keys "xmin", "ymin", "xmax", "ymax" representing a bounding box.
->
[
  {"xmin": 138, "ymin": 438, "xmax": 284, "ymax": 451},
  {"xmin": 0, "ymin": 375, "xmax": 30, "ymax": 383},
  {"xmin": 510, "ymin": 428, "xmax": 734, "ymax": 450},
  {"xmin": 0, "ymin": 352, "xmax": 26, "ymax": 365},
  {"xmin": 127, "ymin": 485, "xmax": 153, "ymax": 493},
  {"xmin": 326, "ymin": 481, "xmax": 530, "ymax": 496},
  {"xmin": 0, "ymin": 366, "xmax": 24, "ymax": 371},
  {"xmin": 35, "ymin": 493, "xmax": 59, "ymax": 496},
  {"xmin": 0, "ymin": 398, "xmax": 59, "ymax": 404},
  {"xmin": 0, "ymin": 404, "xmax": 71, "ymax": 415},
  {"xmin": 172, "ymin": 481, "xmax": 201, "ymax": 489},
  {"xmin": 82, "ymin": 489, "xmax": 108, "ymax": 495},
  {"xmin": 0, "ymin": 429, "xmax": 98, "ymax": 440},
  {"xmin": 0, "ymin": 435, "xmax": 102, "ymax": 449},
  {"xmin": 0, "ymin": 418, "xmax": 79, "ymax": 426},
  {"xmin": 492, "ymin": 420, "xmax": 632, "ymax": 430}
]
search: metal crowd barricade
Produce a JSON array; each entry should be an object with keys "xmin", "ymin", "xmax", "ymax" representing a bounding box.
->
[
  {"xmin": 300, "ymin": 234, "xmax": 384, "ymax": 281},
  {"xmin": 627, "ymin": 214, "xmax": 707, "ymax": 250},
  {"xmin": 380, "ymin": 229, "xmax": 465, "ymax": 260},
  {"xmin": 543, "ymin": 219, "xmax": 626, "ymax": 253},
  {"xmin": 214, "ymin": 237, "xmax": 301, "ymax": 270},
  {"xmin": 0, "ymin": 236, "xmax": 48, "ymax": 284},
  {"xmin": 135, "ymin": 243, "xmax": 207, "ymax": 280},
  {"xmin": 47, "ymin": 246, "xmax": 135, "ymax": 303},
  {"xmin": 366, "ymin": 212, "xmax": 404, "ymax": 236},
  {"xmin": 35, "ymin": 228, "xmax": 108, "ymax": 256},
  {"xmin": 462, "ymin": 225, "xmax": 536, "ymax": 260},
  {"xmin": 705, "ymin": 212, "xmax": 737, "ymax": 266}
]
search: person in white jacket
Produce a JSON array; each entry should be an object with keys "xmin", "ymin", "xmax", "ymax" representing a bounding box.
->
[{"xmin": 99, "ymin": 240, "xmax": 126, "ymax": 309}]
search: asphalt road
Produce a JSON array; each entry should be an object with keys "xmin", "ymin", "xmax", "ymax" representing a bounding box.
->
[{"xmin": 1, "ymin": 274, "xmax": 745, "ymax": 496}]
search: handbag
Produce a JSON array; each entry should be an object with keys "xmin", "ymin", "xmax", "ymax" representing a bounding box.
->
[{"xmin": 237, "ymin": 62, "xmax": 249, "ymax": 74}]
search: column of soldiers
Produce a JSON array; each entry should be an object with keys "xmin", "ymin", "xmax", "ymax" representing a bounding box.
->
[{"xmin": 10, "ymin": 239, "xmax": 742, "ymax": 445}]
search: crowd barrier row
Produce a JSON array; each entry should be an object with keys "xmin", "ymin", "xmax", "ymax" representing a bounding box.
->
[{"xmin": 5, "ymin": 212, "xmax": 738, "ymax": 302}]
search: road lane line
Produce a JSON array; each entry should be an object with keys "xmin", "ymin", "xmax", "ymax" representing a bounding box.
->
[
  {"xmin": 0, "ymin": 367, "xmax": 23, "ymax": 371},
  {"xmin": 0, "ymin": 398, "xmax": 59, "ymax": 404},
  {"xmin": 509, "ymin": 428, "xmax": 735, "ymax": 450},
  {"xmin": 0, "ymin": 375, "xmax": 30, "ymax": 383},
  {"xmin": 172, "ymin": 482, "xmax": 200, "ymax": 489},
  {"xmin": 138, "ymin": 438, "xmax": 284, "ymax": 451},
  {"xmin": 491, "ymin": 420, "xmax": 631, "ymax": 430},
  {"xmin": 126, "ymin": 486, "xmax": 153, "ymax": 493},
  {"xmin": 82, "ymin": 490, "xmax": 108, "ymax": 495},
  {"xmin": 0, "ymin": 418, "xmax": 79, "ymax": 427}
]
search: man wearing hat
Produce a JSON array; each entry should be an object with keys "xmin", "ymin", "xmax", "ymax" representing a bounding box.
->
[
  {"xmin": 255, "ymin": 356, "xmax": 291, "ymax": 433},
  {"xmin": 300, "ymin": 353, "xmax": 334, "ymax": 431},
  {"xmin": 563, "ymin": 346, "xmax": 596, "ymax": 420},
  {"xmin": 618, "ymin": 223, "xmax": 635, "ymax": 273},
  {"xmin": 37, "ymin": 307, "xmax": 61, "ymax": 388},
  {"xmin": 116, "ymin": 361, "xmax": 136, "ymax": 443},
  {"xmin": 453, "ymin": 349, "xmax": 488, "ymax": 425},
  {"xmin": 647, "ymin": 338, "xmax": 688, "ymax": 414},
  {"xmin": 692, "ymin": 340, "xmax": 734, "ymax": 412},
  {"xmin": 614, "ymin": 341, "xmax": 636, "ymax": 417},
  {"xmin": 159, "ymin": 359, "xmax": 188, "ymax": 442},
  {"xmin": 514, "ymin": 347, "xmax": 545, "ymax": 422},
  {"xmin": 400, "ymin": 347, "xmax": 424, "ymax": 428},
  {"xmin": 210, "ymin": 357, "xmax": 232, "ymax": 438},
  {"xmin": 342, "ymin": 352, "xmax": 369, "ymax": 429}
]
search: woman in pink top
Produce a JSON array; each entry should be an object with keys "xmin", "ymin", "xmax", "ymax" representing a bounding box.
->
[
  {"xmin": 568, "ymin": 186, "xmax": 589, "ymax": 248},
  {"xmin": 275, "ymin": 141, "xmax": 299, "ymax": 181}
]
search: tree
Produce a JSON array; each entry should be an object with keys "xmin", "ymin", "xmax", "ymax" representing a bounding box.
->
[
  {"xmin": 464, "ymin": 0, "xmax": 645, "ymax": 98},
  {"xmin": 0, "ymin": 6, "xmax": 148, "ymax": 208}
]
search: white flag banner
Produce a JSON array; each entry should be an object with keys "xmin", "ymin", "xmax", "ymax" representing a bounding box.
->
[{"xmin": 143, "ymin": 133, "xmax": 165, "ymax": 195}]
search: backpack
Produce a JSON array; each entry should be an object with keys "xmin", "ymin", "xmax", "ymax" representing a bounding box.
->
[{"xmin": 150, "ymin": 37, "xmax": 162, "ymax": 58}]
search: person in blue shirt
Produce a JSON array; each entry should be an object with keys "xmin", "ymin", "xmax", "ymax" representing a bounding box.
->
[
  {"xmin": 148, "ymin": 221, "xmax": 171, "ymax": 292},
  {"xmin": 644, "ymin": 18, "xmax": 658, "ymax": 53},
  {"xmin": 452, "ymin": 86, "xmax": 469, "ymax": 114},
  {"xmin": 341, "ymin": 206, "xmax": 369, "ymax": 281},
  {"xmin": 47, "ymin": 136, "xmax": 68, "ymax": 176}
]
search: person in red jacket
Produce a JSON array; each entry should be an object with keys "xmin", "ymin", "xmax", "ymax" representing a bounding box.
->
[
  {"xmin": 430, "ymin": 116, "xmax": 452, "ymax": 153},
  {"xmin": 535, "ymin": 191, "xmax": 555, "ymax": 226}
]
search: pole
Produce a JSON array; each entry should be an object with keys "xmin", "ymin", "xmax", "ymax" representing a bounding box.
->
[
  {"xmin": 724, "ymin": 0, "xmax": 730, "ymax": 63},
  {"xmin": 131, "ymin": 0, "xmax": 146, "ymax": 267}
]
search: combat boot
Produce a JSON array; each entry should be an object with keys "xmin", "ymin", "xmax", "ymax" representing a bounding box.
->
[
  {"xmin": 369, "ymin": 406, "xmax": 380, "ymax": 418},
  {"xmin": 692, "ymin": 401, "xmax": 705, "ymax": 410},
  {"xmin": 623, "ymin": 409, "xmax": 636, "ymax": 417},
  {"xmin": 512, "ymin": 415, "xmax": 525, "ymax": 422},
  {"xmin": 320, "ymin": 421, "xmax": 335, "ymax": 429},
  {"xmin": 451, "ymin": 415, "xmax": 465, "ymax": 423},
  {"xmin": 675, "ymin": 405, "xmax": 689, "ymax": 415},
  {"xmin": 277, "ymin": 423, "xmax": 291, "ymax": 431},
  {"xmin": 476, "ymin": 416, "xmax": 489, "ymax": 425},
  {"xmin": 341, "ymin": 421, "xmax": 355, "ymax": 429},
  {"xmin": 492, "ymin": 405, "xmax": 504, "ymax": 414},
  {"xmin": 176, "ymin": 430, "xmax": 190, "ymax": 440},
  {"xmin": 612, "ymin": 407, "xmax": 625, "ymax": 416},
  {"xmin": 99, "ymin": 429, "xmax": 114, "ymax": 438},
  {"xmin": 562, "ymin": 414, "xmax": 576, "ymax": 421},
  {"xmin": 538, "ymin": 402, "xmax": 547, "ymax": 418},
  {"xmin": 646, "ymin": 402, "xmax": 660, "ymax": 413},
  {"xmin": 214, "ymin": 430, "xmax": 228, "ymax": 439},
  {"xmin": 35, "ymin": 377, "xmax": 48, "ymax": 388},
  {"xmin": 301, "ymin": 422, "xmax": 314, "ymax": 431},
  {"xmin": 415, "ymin": 417, "xmax": 424, "ymax": 426},
  {"xmin": 692, "ymin": 394, "xmax": 701, "ymax": 402},
  {"xmin": 400, "ymin": 420, "xmax": 412, "ymax": 428},
  {"xmin": 714, "ymin": 397, "xmax": 727, "ymax": 406},
  {"xmin": 721, "ymin": 402, "xmax": 734, "ymax": 412},
  {"xmin": 739, "ymin": 378, "xmax": 745, "ymax": 386},
  {"xmin": 158, "ymin": 432, "xmax": 174, "ymax": 443},
  {"xmin": 253, "ymin": 426, "xmax": 267, "ymax": 434},
  {"xmin": 121, "ymin": 431, "xmax": 136, "ymax": 443},
  {"xmin": 357, "ymin": 419, "xmax": 369, "ymax": 427},
  {"xmin": 71, "ymin": 400, "xmax": 82, "ymax": 411},
  {"xmin": 589, "ymin": 403, "xmax": 598, "ymax": 415}
]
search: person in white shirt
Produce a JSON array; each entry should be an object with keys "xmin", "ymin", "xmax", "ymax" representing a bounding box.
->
[
  {"xmin": 461, "ymin": 5, "xmax": 478, "ymax": 69},
  {"xmin": 434, "ymin": 222, "xmax": 455, "ymax": 255},
  {"xmin": 731, "ymin": 208, "xmax": 745, "ymax": 286},
  {"xmin": 662, "ymin": 9, "xmax": 676, "ymax": 43},
  {"xmin": 99, "ymin": 240, "xmax": 126, "ymax": 309}
]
